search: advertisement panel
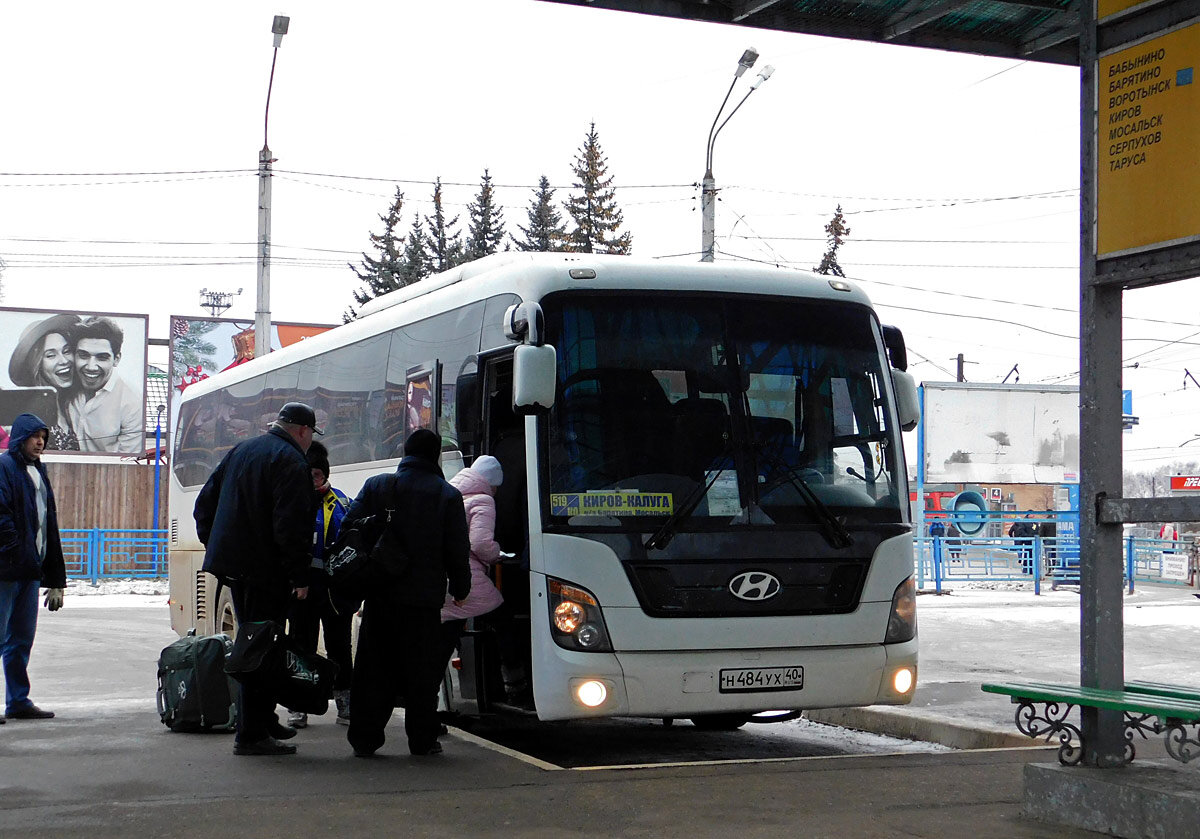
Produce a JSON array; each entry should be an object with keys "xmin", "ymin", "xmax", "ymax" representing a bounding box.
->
[
  {"xmin": 0, "ymin": 307, "xmax": 148, "ymax": 454},
  {"xmin": 168, "ymin": 316, "xmax": 333, "ymax": 439},
  {"xmin": 1169, "ymin": 475, "xmax": 1200, "ymax": 491},
  {"xmin": 921, "ymin": 382, "xmax": 1079, "ymax": 485}
]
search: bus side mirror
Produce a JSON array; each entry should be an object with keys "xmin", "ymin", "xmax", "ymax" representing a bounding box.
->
[
  {"xmin": 882, "ymin": 325, "xmax": 908, "ymax": 372},
  {"xmin": 513, "ymin": 344, "xmax": 556, "ymax": 415},
  {"xmin": 891, "ymin": 369, "xmax": 919, "ymax": 432}
]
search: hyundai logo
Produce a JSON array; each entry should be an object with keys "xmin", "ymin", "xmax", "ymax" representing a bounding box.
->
[{"xmin": 729, "ymin": 571, "xmax": 782, "ymax": 601}]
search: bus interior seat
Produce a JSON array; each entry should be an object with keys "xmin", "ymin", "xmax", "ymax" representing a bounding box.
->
[
  {"xmin": 562, "ymin": 368, "xmax": 672, "ymax": 480},
  {"xmin": 749, "ymin": 416, "xmax": 798, "ymax": 473},
  {"xmin": 670, "ymin": 397, "xmax": 729, "ymax": 480}
]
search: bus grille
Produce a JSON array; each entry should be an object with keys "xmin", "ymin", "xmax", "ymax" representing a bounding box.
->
[
  {"xmin": 170, "ymin": 518, "xmax": 179, "ymax": 545},
  {"xmin": 624, "ymin": 558, "xmax": 868, "ymax": 618}
]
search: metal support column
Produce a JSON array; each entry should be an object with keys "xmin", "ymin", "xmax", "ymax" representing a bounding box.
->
[{"xmin": 1079, "ymin": 6, "xmax": 1126, "ymax": 764}]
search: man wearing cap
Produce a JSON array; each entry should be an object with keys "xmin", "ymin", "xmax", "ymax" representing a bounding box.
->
[{"xmin": 194, "ymin": 401, "xmax": 322, "ymax": 756}]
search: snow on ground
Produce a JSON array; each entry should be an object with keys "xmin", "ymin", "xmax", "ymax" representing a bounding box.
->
[{"xmin": 64, "ymin": 578, "xmax": 168, "ymax": 607}]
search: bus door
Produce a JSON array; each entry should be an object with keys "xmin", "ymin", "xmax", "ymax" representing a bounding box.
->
[{"xmin": 451, "ymin": 349, "xmax": 528, "ymax": 711}]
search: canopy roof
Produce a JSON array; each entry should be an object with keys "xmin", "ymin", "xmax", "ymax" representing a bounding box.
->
[{"xmin": 537, "ymin": 0, "xmax": 1080, "ymax": 65}]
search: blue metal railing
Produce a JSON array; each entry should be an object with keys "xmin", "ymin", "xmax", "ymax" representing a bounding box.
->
[
  {"xmin": 61, "ymin": 529, "xmax": 168, "ymax": 583},
  {"xmin": 914, "ymin": 535, "xmax": 1194, "ymax": 594}
]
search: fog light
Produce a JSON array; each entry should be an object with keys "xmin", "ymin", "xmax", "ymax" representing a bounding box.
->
[
  {"xmin": 892, "ymin": 667, "xmax": 914, "ymax": 695},
  {"xmin": 576, "ymin": 680, "xmax": 608, "ymax": 707}
]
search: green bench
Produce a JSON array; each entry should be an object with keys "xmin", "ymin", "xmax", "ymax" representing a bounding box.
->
[{"xmin": 981, "ymin": 680, "xmax": 1200, "ymax": 766}]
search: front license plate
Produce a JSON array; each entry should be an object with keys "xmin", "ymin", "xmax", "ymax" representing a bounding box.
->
[{"xmin": 718, "ymin": 666, "xmax": 804, "ymax": 693}]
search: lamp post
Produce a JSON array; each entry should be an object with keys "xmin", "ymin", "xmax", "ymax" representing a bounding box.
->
[
  {"xmin": 701, "ymin": 49, "xmax": 774, "ymax": 262},
  {"xmin": 256, "ymin": 15, "xmax": 289, "ymax": 359},
  {"xmin": 152, "ymin": 404, "xmax": 165, "ymax": 573}
]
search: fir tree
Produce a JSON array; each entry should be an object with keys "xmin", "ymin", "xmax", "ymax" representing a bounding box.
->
[
  {"xmin": 465, "ymin": 169, "xmax": 506, "ymax": 260},
  {"xmin": 424, "ymin": 177, "xmax": 465, "ymax": 274},
  {"xmin": 512, "ymin": 175, "xmax": 566, "ymax": 252},
  {"xmin": 563, "ymin": 123, "xmax": 632, "ymax": 255},
  {"xmin": 346, "ymin": 187, "xmax": 408, "ymax": 320},
  {"xmin": 399, "ymin": 213, "xmax": 430, "ymax": 285},
  {"xmin": 813, "ymin": 205, "xmax": 851, "ymax": 278}
]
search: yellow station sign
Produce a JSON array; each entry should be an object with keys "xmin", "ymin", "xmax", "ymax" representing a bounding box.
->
[
  {"xmin": 1098, "ymin": 0, "xmax": 1158, "ymax": 22},
  {"xmin": 1097, "ymin": 22, "xmax": 1200, "ymax": 257}
]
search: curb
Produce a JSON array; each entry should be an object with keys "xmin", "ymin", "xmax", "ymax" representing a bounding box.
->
[{"xmin": 803, "ymin": 706, "xmax": 1035, "ymax": 751}]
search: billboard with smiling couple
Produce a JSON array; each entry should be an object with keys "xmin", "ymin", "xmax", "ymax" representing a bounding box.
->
[{"xmin": 0, "ymin": 307, "xmax": 148, "ymax": 455}]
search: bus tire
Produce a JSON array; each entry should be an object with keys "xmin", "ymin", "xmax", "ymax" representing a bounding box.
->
[
  {"xmin": 689, "ymin": 713, "xmax": 750, "ymax": 731},
  {"xmin": 215, "ymin": 587, "xmax": 237, "ymax": 637}
]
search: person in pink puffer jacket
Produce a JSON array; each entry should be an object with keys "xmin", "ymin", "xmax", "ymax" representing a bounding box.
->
[
  {"xmin": 441, "ymin": 455, "xmax": 505, "ymax": 622},
  {"xmin": 435, "ymin": 455, "xmax": 508, "ymax": 698}
]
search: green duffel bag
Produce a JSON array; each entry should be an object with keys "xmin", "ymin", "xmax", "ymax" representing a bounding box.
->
[{"xmin": 156, "ymin": 630, "xmax": 238, "ymax": 732}]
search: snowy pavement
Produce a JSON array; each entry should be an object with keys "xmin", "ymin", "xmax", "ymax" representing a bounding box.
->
[{"xmin": 52, "ymin": 577, "xmax": 1200, "ymax": 743}]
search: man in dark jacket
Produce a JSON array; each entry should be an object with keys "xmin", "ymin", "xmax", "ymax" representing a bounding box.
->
[
  {"xmin": 194, "ymin": 402, "xmax": 320, "ymax": 756},
  {"xmin": 346, "ymin": 428, "xmax": 470, "ymax": 757},
  {"xmin": 0, "ymin": 414, "xmax": 66, "ymax": 721}
]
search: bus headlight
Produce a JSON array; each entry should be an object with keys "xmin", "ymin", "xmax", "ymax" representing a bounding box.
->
[
  {"xmin": 884, "ymin": 576, "xmax": 917, "ymax": 643},
  {"xmin": 892, "ymin": 667, "xmax": 915, "ymax": 695},
  {"xmin": 548, "ymin": 578, "xmax": 613, "ymax": 652}
]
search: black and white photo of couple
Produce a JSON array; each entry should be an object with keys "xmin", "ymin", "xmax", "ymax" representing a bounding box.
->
[{"xmin": 1, "ymin": 309, "xmax": 147, "ymax": 455}]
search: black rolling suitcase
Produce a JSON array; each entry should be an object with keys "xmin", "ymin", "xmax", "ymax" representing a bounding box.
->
[{"xmin": 156, "ymin": 629, "xmax": 238, "ymax": 732}]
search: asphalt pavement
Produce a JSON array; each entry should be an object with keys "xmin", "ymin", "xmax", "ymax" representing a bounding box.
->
[{"xmin": 1, "ymin": 583, "xmax": 1197, "ymax": 837}]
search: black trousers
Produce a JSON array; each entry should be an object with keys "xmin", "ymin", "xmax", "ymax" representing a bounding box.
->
[
  {"xmin": 286, "ymin": 575, "xmax": 353, "ymax": 691},
  {"xmin": 229, "ymin": 580, "xmax": 291, "ymax": 744},
  {"xmin": 348, "ymin": 599, "xmax": 442, "ymax": 755}
]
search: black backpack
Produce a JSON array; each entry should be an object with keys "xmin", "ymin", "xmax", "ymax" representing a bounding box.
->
[{"xmin": 156, "ymin": 629, "xmax": 238, "ymax": 732}]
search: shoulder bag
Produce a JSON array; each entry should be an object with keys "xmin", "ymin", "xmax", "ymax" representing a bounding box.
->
[
  {"xmin": 326, "ymin": 477, "xmax": 411, "ymax": 601},
  {"xmin": 224, "ymin": 619, "xmax": 337, "ymax": 715}
]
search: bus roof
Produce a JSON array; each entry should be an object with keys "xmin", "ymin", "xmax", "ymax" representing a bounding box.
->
[{"xmin": 180, "ymin": 254, "xmax": 876, "ymax": 403}]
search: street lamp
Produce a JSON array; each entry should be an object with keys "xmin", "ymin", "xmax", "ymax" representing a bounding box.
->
[
  {"xmin": 701, "ymin": 49, "xmax": 774, "ymax": 262},
  {"xmin": 255, "ymin": 14, "xmax": 290, "ymax": 359}
]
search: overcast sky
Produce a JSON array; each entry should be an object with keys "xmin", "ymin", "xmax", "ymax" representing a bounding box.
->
[{"xmin": 1, "ymin": 1, "xmax": 1196, "ymax": 470}]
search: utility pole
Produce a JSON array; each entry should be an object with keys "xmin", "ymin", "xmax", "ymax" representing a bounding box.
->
[
  {"xmin": 256, "ymin": 15, "xmax": 289, "ymax": 359},
  {"xmin": 199, "ymin": 287, "xmax": 242, "ymax": 318},
  {"xmin": 951, "ymin": 353, "xmax": 979, "ymax": 382}
]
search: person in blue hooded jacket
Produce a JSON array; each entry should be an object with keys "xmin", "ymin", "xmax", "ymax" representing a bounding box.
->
[{"xmin": 0, "ymin": 413, "xmax": 67, "ymax": 722}]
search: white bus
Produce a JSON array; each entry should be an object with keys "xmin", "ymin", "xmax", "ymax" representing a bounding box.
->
[{"xmin": 168, "ymin": 253, "xmax": 921, "ymax": 728}]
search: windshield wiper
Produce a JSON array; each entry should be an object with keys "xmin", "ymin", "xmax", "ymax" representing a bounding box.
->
[
  {"xmin": 644, "ymin": 444, "xmax": 732, "ymax": 551},
  {"xmin": 757, "ymin": 449, "xmax": 853, "ymax": 549}
]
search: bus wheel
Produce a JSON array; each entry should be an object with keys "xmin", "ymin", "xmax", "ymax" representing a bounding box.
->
[
  {"xmin": 689, "ymin": 713, "xmax": 750, "ymax": 731},
  {"xmin": 215, "ymin": 588, "xmax": 237, "ymax": 636}
]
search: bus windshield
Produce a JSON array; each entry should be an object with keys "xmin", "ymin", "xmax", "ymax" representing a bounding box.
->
[{"xmin": 544, "ymin": 293, "xmax": 905, "ymax": 530}]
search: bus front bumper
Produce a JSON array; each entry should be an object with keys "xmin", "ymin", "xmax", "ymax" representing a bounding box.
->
[{"xmin": 532, "ymin": 638, "xmax": 918, "ymax": 721}]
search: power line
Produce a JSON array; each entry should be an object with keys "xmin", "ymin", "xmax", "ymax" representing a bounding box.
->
[
  {"xmin": 727, "ymin": 234, "xmax": 1073, "ymax": 244},
  {"xmin": 0, "ymin": 169, "xmax": 254, "ymax": 176}
]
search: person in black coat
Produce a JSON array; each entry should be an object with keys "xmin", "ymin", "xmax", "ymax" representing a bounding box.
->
[
  {"xmin": 193, "ymin": 402, "xmax": 321, "ymax": 756},
  {"xmin": 0, "ymin": 413, "xmax": 67, "ymax": 721},
  {"xmin": 345, "ymin": 428, "xmax": 470, "ymax": 757}
]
